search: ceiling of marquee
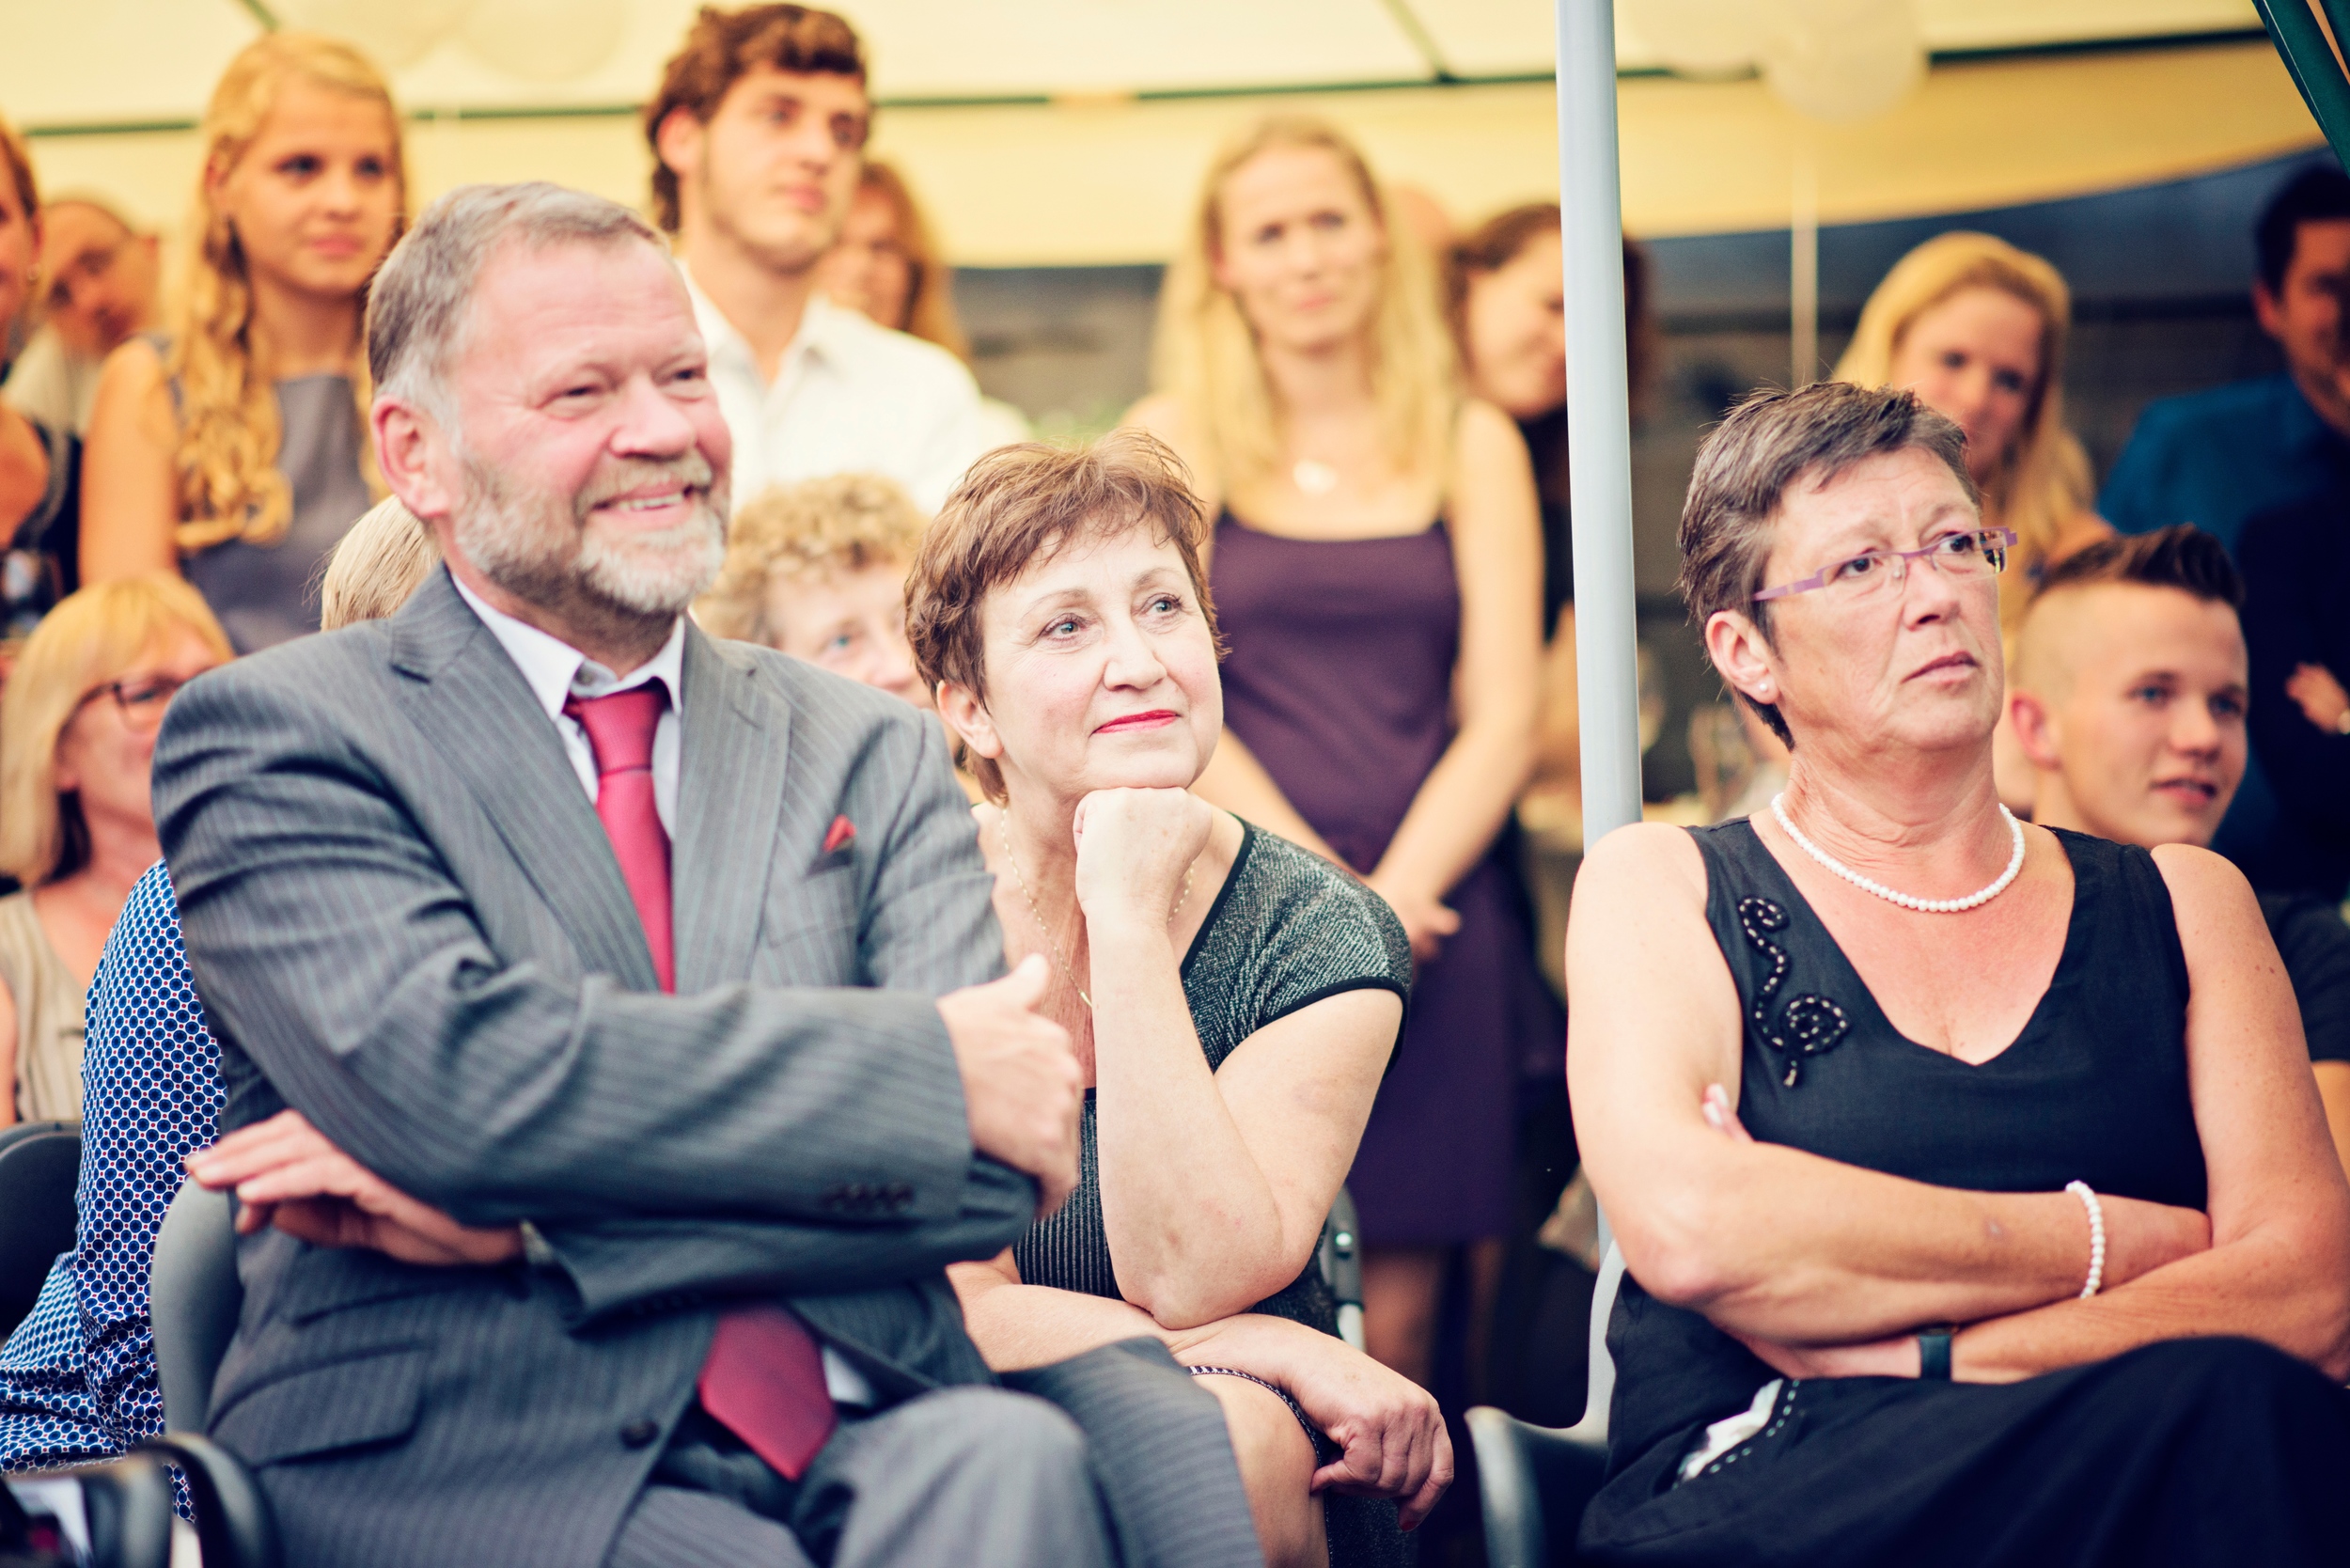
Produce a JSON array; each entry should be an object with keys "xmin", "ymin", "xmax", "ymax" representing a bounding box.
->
[{"xmin": 0, "ymin": 0, "xmax": 2267, "ymax": 129}]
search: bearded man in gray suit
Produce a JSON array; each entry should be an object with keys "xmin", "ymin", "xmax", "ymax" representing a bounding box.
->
[{"xmin": 158, "ymin": 183, "xmax": 1262, "ymax": 1568}]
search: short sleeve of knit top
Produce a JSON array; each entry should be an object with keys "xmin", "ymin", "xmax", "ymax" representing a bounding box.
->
[
  {"xmin": 1180, "ymin": 822, "xmax": 1414, "ymax": 1073},
  {"xmin": 1010, "ymin": 820, "xmax": 1413, "ymax": 1325}
]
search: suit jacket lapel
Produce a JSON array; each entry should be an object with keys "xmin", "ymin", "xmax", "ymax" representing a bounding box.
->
[
  {"xmin": 387, "ymin": 568, "xmax": 661, "ymax": 991},
  {"xmin": 673, "ymin": 626, "xmax": 789, "ymax": 995}
]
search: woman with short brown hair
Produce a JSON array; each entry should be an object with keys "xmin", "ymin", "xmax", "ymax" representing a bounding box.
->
[
  {"xmin": 912, "ymin": 430, "xmax": 1446, "ymax": 1568},
  {"xmin": 1572, "ymin": 380, "xmax": 2350, "ymax": 1566}
]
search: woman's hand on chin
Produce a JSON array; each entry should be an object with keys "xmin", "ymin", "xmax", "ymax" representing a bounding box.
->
[{"xmin": 1072, "ymin": 787, "xmax": 1214, "ymax": 927}]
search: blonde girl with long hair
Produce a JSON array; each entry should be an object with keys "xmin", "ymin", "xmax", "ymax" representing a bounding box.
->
[
  {"xmin": 80, "ymin": 32, "xmax": 402, "ymax": 653},
  {"xmin": 1127, "ymin": 117, "xmax": 1551, "ymax": 1416},
  {"xmin": 0, "ymin": 574, "xmax": 229, "ymax": 1121},
  {"xmin": 1836, "ymin": 231, "xmax": 2109, "ymax": 628}
]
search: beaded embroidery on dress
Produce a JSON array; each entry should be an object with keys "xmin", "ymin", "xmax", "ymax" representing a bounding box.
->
[{"xmin": 1735, "ymin": 897, "xmax": 1851, "ymax": 1087}]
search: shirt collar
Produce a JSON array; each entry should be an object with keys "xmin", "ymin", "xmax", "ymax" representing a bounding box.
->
[
  {"xmin": 679, "ymin": 260, "xmax": 840, "ymax": 382},
  {"xmin": 453, "ymin": 574, "xmax": 686, "ymax": 725}
]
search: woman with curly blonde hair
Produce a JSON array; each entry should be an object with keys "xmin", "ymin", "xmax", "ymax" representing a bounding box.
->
[
  {"xmin": 80, "ymin": 32, "xmax": 402, "ymax": 652},
  {"xmin": 1836, "ymin": 232, "xmax": 2109, "ymax": 629},
  {"xmin": 1127, "ymin": 116, "xmax": 1552, "ymax": 1404}
]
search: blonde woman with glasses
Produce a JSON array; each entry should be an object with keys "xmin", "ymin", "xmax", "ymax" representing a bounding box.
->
[
  {"xmin": 80, "ymin": 32, "xmax": 402, "ymax": 652},
  {"xmin": 1128, "ymin": 116, "xmax": 1551, "ymax": 1392},
  {"xmin": 0, "ymin": 574, "xmax": 229, "ymax": 1121}
]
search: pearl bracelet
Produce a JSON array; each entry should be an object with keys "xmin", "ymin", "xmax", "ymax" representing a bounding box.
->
[{"xmin": 2065, "ymin": 1180, "xmax": 2107, "ymax": 1298}]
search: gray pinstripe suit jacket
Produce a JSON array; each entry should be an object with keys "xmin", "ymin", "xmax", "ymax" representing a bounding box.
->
[{"xmin": 149, "ymin": 568, "xmax": 1185, "ymax": 1566}]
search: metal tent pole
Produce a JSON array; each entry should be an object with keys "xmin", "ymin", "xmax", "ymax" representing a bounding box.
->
[
  {"xmin": 1554, "ymin": 0, "xmax": 1639, "ymax": 1442},
  {"xmin": 1555, "ymin": 0, "xmax": 1642, "ymax": 875}
]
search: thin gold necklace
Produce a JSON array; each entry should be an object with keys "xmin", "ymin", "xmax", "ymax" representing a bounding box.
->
[{"xmin": 999, "ymin": 814, "xmax": 1193, "ymax": 1011}]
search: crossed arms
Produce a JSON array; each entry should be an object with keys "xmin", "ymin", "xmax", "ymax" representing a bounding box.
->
[
  {"xmin": 154, "ymin": 663, "xmax": 1061, "ymax": 1316},
  {"xmin": 1567, "ymin": 823, "xmax": 2350, "ymax": 1385}
]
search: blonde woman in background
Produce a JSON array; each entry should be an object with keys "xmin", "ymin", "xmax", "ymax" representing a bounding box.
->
[
  {"xmin": 820, "ymin": 160, "xmax": 1029, "ymax": 447},
  {"xmin": 1836, "ymin": 231, "xmax": 2109, "ymax": 624},
  {"xmin": 1838, "ymin": 232, "xmax": 2112, "ymax": 811},
  {"xmin": 0, "ymin": 574, "xmax": 229, "ymax": 1121},
  {"xmin": 80, "ymin": 32, "xmax": 402, "ymax": 653},
  {"xmin": 1128, "ymin": 116, "xmax": 1553, "ymax": 1393}
]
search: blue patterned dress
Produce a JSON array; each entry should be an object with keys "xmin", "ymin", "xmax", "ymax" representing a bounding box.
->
[{"xmin": 0, "ymin": 865, "xmax": 221, "ymax": 1472}]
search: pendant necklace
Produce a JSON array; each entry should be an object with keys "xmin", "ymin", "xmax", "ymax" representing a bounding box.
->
[
  {"xmin": 1292, "ymin": 460, "xmax": 1340, "ymax": 495},
  {"xmin": 1769, "ymin": 793, "xmax": 2025, "ymax": 914},
  {"xmin": 1000, "ymin": 816, "xmax": 1193, "ymax": 1010}
]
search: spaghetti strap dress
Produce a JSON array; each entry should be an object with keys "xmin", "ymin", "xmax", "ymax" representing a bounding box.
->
[
  {"xmin": 1208, "ymin": 513, "xmax": 1562, "ymax": 1246},
  {"xmin": 1578, "ymin": 820, "xmax": 2350, "ymax": 1567}
]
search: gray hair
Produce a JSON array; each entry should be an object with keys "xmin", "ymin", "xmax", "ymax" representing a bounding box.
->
[
  {"xmin": 1679, "ymin": 382, "xmax": 1978, "ymax": 745},
  {"xmin": 366, "ymin": 181, "xmax": 666, "ymax": 421}
]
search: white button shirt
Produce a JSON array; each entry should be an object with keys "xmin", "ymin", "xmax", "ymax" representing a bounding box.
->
[
  {"xmin": 454, "ymin": 578, "xmax": 685, "ymax": 832},
  {"xmin": 682, "ymin": 267, "xmax": 997, "ymax": 514},
  {"xmin": 455, "ymin": 579, "xmax": 877, "ymax": 1409}
]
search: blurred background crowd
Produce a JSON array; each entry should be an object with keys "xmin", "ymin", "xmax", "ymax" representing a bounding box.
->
[{"xmin": 5, "ymin": 2, "xmax": 2348, "ymax": 1561}]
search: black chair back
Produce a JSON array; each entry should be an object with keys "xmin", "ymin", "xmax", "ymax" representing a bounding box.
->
[
  {"xmin": 3, "ymin": 1452, "xmax": 174, "ymax": 1568},
  {"xmin": 0, "ymin": 1121, "xmax": 80, "ymax": 1336},
  {"xmin": 149, "ymin": 1180, "xmax": 242, "ymax": 1434}
]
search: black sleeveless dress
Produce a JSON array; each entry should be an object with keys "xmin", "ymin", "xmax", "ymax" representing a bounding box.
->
[
  {"xmin": 1579, "ymin": 821, "xmax": 2350, "ymax": 1567},
  {"xmin": 1012, "ymin": 823, "xmax": 1416, "ymax": 1567}
]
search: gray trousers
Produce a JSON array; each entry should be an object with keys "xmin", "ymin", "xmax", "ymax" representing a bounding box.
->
[{"xmin": 605, "ymin": 1386, "xmax": 1113, "ymax": 1568}]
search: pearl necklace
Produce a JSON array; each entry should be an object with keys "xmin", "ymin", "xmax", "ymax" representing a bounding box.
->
[{"xmin": 1769, "ymin": 793, "xmax": 2026, "ymax": 914}]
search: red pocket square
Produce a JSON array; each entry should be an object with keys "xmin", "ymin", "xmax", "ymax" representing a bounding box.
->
[{"xmin": 822, "ymin": 815, "xmax": 856, "ymax": 855}]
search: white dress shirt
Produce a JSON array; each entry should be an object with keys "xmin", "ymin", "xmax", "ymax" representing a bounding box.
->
[
  {"xmin": 454, "ymin": 578, "xmax": 877, "ymax": 1409},
  {"xmin": 682, "ymin": 266, "xmax": 997, "ymax": 514},
  {"xmin": 454, "ymin": 577, "xmax": 685, "ymax": 833}
]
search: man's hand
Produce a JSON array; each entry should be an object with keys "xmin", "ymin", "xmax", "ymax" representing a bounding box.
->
[
  {"xmin": 937, "ymin": 954, "xmax": 1083, "ymax": 1216},
  {"xmin": 184, "ymin": 1109, "xmax": 523, "ymax": 1267},
  {"xmin": 2287, "ymin": 662, "xmax": 2350, "ymax": 735},
  {"xmin": 1071, "ymin": 787, "xmax": 1214, "ymax": 929},
  {"xmin": 1277, "ymin": 1336, "xmax": 1453, "ymax": 1530}
]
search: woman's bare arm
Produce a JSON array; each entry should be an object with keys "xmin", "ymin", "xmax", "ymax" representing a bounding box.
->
[
  {"xmin": 949, "ymin": 1252, "xmax": 1449, "ymax": 1524},
  {"xmin": 1364, "ymin": 401, "xmax": 1542, "ymax": 930},
  {"xmin": 1569, "ymin": 822, "xmax": 2209, "ymax": 1342},
  {"xmin": 1090, "ymin": 924, "xmax": 1397, "ymax": 1326},
  {"xmin": 80, "ymin": 339, "xmax": 181, "ymax": 582},
  {"xmin": 1949, "ymin": 848, "xmax": 2350, "ymax": 1382}
]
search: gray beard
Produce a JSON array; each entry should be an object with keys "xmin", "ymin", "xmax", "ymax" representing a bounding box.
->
[{"xmin": 450, "ymin": 450, "xmax": 729, "ymax": 631}]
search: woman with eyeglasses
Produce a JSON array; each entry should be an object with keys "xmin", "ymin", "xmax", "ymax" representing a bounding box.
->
[
  {"xmin": 0, "ymin": 574, "xmax": 229, "ymax": 1121},
  {"xmin": 1569, "ymin": 381, "xmax": 2350, "ymax": 1568}
]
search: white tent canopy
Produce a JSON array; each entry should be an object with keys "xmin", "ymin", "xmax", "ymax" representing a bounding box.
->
[
  {"xmin": 7, "ymin": 2, "xmax": 2315, "ymax": 264},
  {"xmin": 0, "ymin": 0, "xmax": 2274, "ymax": 122}
]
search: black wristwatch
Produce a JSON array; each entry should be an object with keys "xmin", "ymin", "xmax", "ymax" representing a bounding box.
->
[{"xmin": 1917, "ymin": 1327, "xmax": 1954, "ymax": 1380}]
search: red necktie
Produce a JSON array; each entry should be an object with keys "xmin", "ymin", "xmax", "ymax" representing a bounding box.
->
[
  {"xmin": 563, "ymin": 688, "xmax": 675, "ymax": 992},
  {"xmin": 564, "ymin": 684, "xmax": 838, "ymax": 1480}
]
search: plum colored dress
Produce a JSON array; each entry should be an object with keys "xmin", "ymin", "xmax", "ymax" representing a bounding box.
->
[{"xmin": 1210, "ymin": 513, "xmax": 1562, "ymax": 1246}]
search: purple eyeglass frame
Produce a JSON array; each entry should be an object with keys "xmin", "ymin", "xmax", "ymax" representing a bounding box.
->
[{"xmin": 1751, "ymin": 526, "xmax": 2017, "ymax": 604}]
